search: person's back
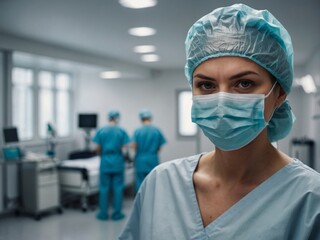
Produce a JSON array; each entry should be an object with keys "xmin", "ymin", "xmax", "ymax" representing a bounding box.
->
[
  {"xmin": 134, "ymin": 124, "xmax": 164, "ymax": 156},
  {"xmin": 95, "ymin": 124, "xmax": 128, "ymax": 172},
  {"xmin": 93, "ymin": 110, "xmax": 129, "ymax": 221},
  {"xmin": 132, "ymin": 110, "xmax": 166, "ymax": 190}
]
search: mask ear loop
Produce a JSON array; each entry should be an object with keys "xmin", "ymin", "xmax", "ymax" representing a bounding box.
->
[
  {"xmin": 265, "ymin": 81, "xmax": 278, "ymax": 123},
  {"xmin": 265, "ymin": 82, "xmax": 278, "ymax": 99}
]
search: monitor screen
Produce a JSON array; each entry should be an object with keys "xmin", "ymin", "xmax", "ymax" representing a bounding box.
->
[
  {"xmin": 78, "ymin": 114, "xmax": 98, "ymax": 128},
  {"xmin": 3, "ymin": 127, "xmax": 19, "ymax": 143}
]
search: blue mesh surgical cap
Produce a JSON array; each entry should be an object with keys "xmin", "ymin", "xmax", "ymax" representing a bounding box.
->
[
  {"xmin": 108, "ymin": 110, "xmax": 120, "ymax": 120},
  {"xmin": 185, "ymin": 3, "xmax": 294, "ymax": 94},
  {"xmin": 139, "ymin": 109, "xmax": 152, "ymax": 120},
  {"xmin": 185, "ymin": 3, "xmax": 295, "ymax": 142}
]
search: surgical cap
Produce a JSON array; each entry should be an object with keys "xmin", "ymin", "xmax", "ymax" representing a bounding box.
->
[
  {"xmin": 108, "ymin": 110, "xmax": 120, "ymax": 120},
  {"xmin": 185, "ymin": 3, "xmax": 294, "ymax": 94},
  {"xmin": 185, "ymin": 4, "xmax": 295, "ymax": 142},
  {"xmin": 139, "ymin": 109, "xmax": 152, "ymax": 120}
]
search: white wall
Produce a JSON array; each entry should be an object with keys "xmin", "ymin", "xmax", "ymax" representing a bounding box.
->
[
  {"xmin": 0, "ymin": 52, "xmax": 5, "ymax": 147},
  {"xmin": 307, "ymin": 48, "xmax": 320, "ymax": 171},
  {"xmin": 277, "ymin": 87, "xmax": 314, "ymax": 153},
  {"xmin": 0, "ymin": 52, "xmax": 4, "ymax": 212},
  {"xmin": 278, "ymin": 48, "xmax": 320, "ymax": 172},
  {"xmin": 74, "ymin": 68, "xmax": 198, "ymax": 162}
]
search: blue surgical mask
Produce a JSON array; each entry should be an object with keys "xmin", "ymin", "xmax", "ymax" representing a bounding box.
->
[{"xmin": 191, "ymin": 83, "xmax": 277, "ymax": 151}]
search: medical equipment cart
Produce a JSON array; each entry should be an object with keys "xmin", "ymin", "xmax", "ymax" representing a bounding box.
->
[{"xmin": 21, "ymin": 158, "xmax": 62, "ymax": 220}]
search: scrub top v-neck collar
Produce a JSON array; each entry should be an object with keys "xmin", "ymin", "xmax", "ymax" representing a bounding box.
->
[{"xmin": 188, "ymin": 153, "xmax": 294, "ymax": 239}]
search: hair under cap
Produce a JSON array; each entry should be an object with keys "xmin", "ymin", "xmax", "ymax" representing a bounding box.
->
[
  {"xmin": 139, "ymin": 109, "xmax": 152, "ymax": 120},
  {"xmin": 108, "ymin": 110, "xmax": 120, "ymax": 120},
  {"xmin": 185, "ymin": 3, "xmax": 294, "ymax": 94}
]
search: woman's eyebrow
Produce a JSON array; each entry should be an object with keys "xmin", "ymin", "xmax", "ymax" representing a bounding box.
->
[
  {"xmin": 229, "ymin": 71, "xmax": 259, "ymax": 80},
  {"xmin": 193, "ymin": 73, "xmax": 215, "ymax": 80},
  {"xmin": 193, "ymin": 71, "xmax": 259, "ymax": 81}
]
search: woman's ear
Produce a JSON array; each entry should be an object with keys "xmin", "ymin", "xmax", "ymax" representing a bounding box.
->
[{"xmin": 275, "ymin": 87, "xmax": 287, "ymax": 108}]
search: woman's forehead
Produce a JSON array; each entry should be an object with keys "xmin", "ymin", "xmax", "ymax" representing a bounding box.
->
[{"xmin": 193, "ymin": 57, "xmax": 272, "ymax": 79}]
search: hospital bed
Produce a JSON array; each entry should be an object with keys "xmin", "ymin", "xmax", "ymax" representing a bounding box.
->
[{"xmin": 58, "ymin": 155, "xmax": 134, "ymax": 212}]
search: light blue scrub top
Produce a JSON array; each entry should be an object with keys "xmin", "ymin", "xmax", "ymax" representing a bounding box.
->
[
  {"xmin": 132, "ymin": 125, "xmax": 166, "ymax": 172},
  {"xmin": 93, "ymin": 125, "xmax": 129, "ymax": 173},
  {"xmin": 119, "ymin": 155, "xmax": 320, "ymax": 240}
]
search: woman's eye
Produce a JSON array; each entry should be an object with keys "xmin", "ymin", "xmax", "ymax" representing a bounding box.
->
[
  {"xmin": 199, "ymin": 82, "xmax": 215, "ymax": 90},
  {"xmin": 237, "ymin": 80, "xmax": 253, "ymax": 89}
]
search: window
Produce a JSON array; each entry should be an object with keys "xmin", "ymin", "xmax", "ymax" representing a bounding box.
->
[
  {"xmin": 177, "ymin": 90, "xmax": 197, "ymax": 137},
  {"xmin": 11, "ymin": 67, "xmax": 72, "ymax": 140},
  {"xmin": 12, "ymin": 67, "xmax": 34, "ymax": 140},
  {"xmin": 38, "ymin": 71, "xmax": 54, "ymax": 138},
  {"xmin": 55, "ymin": 73, "xmax": 71, "ymax": 137}
]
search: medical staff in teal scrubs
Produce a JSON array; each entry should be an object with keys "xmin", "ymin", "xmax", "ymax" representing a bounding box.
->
[
  {"xmin": 132, "ymin": 110, "xmax": 166, "ymax": 191},
  {"xmin": 93, "ymin": 110, "xmax": 129, "ymax": 221}
]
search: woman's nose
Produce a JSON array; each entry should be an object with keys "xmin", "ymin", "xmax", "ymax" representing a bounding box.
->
[{"xmin": 218, "ymin": 84, "xmax": 232, "ymax": 93}]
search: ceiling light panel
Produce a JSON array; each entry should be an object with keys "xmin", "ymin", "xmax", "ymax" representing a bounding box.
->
[
  {"xmin": 141, "ymin": 54, "xmax": 159, "ymax": 62},
  {"xmin": 100, "ymin": 71, "xmax": 122, "ymax": 79},
  {"xmin": 129, "ymin": 27, "xmax": 156, "ymax": 37},
  {"xmin": 133, "ymin": 45, "xmax": 156, "ymax": 53},
  {"xmin": 119, "ymin": 0, "xmax": 157, "ymax": 9}
]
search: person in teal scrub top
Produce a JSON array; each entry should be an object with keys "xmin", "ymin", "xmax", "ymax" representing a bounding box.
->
[
  {"xmin": 132, "ymin": 109, "xmax": 166, "ymax": 191},
  {"xmin": 119, "ymin": 4, "xmax": 320, "ymax": 239},
  {"xmin": 93, "ymin": 110, "xmax": 129, "ymax": 221}
]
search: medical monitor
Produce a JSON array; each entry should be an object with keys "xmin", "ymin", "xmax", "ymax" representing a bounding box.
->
[
  {"xmin": 3, "ymin": 127, "xmax": 19, "ymax": 143},
  {"xmin": 78, "ymin": 114, "xmax": 98, "ymax": 128}
]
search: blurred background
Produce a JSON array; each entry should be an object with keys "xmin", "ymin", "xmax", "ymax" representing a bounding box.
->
[{"xmin": 0, "ymin": 0, "xmax": 319, "ymax": 239}]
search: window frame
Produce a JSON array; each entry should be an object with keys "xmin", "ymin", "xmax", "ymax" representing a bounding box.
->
[
  {"xmin": 176, "ymin": 89, "xmax": 198, "ymax": 139},
  {"xmin": 11, "ymin": 66, "xmax": 35, "ymax": 141},
  {"xmin": 10, "ymin": 64, "xmax": 74, "ymax": 142}
]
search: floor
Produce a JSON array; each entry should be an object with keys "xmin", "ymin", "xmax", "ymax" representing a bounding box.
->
[{"xmin": 0, "ymin": 196, "xmax": 134, "ymax": 240}]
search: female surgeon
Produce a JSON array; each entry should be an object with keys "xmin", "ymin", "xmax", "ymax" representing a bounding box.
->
[{"xmin": 118, "ymin": 4, "xmax": 320, "ymax": 239}]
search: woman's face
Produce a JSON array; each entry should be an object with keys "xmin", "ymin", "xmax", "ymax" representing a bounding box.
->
[{"xmin": 192, "ymin": 56, "xmax": 284, "ymax": 121}]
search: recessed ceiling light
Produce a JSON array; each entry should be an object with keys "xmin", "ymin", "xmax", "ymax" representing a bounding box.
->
[
  {"xmin": 100, "ymin": 71, "xmax": 121, "ymax": 79},
  {"xmin": 141, "ymin": 54, "xmax": 159, "ymax": 62},
  {"xmin": 128, "ymin": 27, "xmax": 156, "ymax": 37},
  {"xmin": 119, "ymin": 0, "xmax": 157, "ymax": 9},
  {"xmin": 133, "ymin": 45, "xmax": 156, "ymax": 53}
]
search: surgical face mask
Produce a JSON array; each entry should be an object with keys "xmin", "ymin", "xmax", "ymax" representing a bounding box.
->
[{"xmin": 191, "ymin": 83, "xmax": 277, "ymax": 151}]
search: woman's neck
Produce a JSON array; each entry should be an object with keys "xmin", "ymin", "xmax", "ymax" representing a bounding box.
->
[{"xmin": 200, "ymin": 132, "xmax": 291, "ymax": 186}]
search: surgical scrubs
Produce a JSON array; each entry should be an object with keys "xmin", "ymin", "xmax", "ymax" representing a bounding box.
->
[
  {"xmin": 132, "ymin": 124, "xmax": 166, "ymax": 190},
  {"xmin": 119, "ymin": 155, "xmax": 320, "ymax": 239},
  {"xmin": 93, "ymin": 125, "xmax": 129, "ymax": 219}
]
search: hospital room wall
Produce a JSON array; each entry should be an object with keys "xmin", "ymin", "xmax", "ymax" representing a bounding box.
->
[
  {"xmin": 74, "ymin": 69, "xmax": 198, "ymax": 162},
  {"xmin": 277, "ymin": 88, "xmax": 313, "ymax": 154},
  {"xmin": 278, "ymin": 49, "xmax": 320, "ymax": 172},
  {"xmin": 0, "ymin": 52, "xmax": 4, "ymax": 147},
  {"xmin": 0, "ymin": 52, "xmax": 4, "ymax": 212},
  {"xmin": 306, "ymin": 48, "xmax": 320, "ymax": 171}
]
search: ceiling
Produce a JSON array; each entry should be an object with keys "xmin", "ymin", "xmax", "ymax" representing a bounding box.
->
[{"xmin": 0, "ymin": 0, "xmax": 319, "ymax": 73}]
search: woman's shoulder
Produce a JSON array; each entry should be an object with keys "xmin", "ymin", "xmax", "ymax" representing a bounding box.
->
[
  {"xmin": 142, "ymin": 154, "xmax": 201, "ymax": 184},
  {"xmin": 287, "ymin": 159, "xmax": 320, "ymax": 191},
  {"xmin": 137, "ymin": 154, "xmax": 202, "ymax": 203},
  {"xmin": 155, "ymin": 154, "xmax": 200, "ymax": 172},
  {"xmin": 290, "ymin": 159, "xmax": 320, "ymax": 176}
]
